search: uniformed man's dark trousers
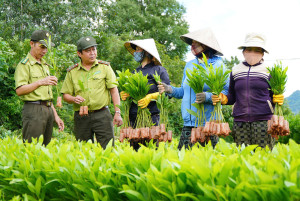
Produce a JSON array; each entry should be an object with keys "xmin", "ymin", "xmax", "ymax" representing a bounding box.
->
[
  {"xmin": 22, "ymin": 103, "xmax": 54, "ymax": 146},
  {"xmin": 74, "ymin": 108, "xmax": 114, "ymax": 149}
]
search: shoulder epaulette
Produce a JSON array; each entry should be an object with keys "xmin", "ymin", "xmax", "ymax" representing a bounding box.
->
[
  {"xmin": 98, "ymin": 60, "xmax": 110, "ymax": 66},
  {"xmin": 21, "ymin": 57, "xmax": 29, "ymax": 64},
  {"xmin": 67, "ymin": 63, "xmax": 79, "ymax": 72}
]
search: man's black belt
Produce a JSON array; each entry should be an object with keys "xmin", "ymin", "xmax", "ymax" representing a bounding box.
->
[
  {"xmin": 88, "ymin": 106, "xmax": 108, "ymax": 113},
  {"xmin": 75, "ymin": 106, "xmax": 108, "ymax": 114},
  {"xmin": 25, "ymin": 100, "xmax": 52, "ymax": 107}
]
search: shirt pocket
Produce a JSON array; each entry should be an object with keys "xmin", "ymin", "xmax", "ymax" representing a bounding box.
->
[
  {"xmin": 31, "ymin": 72, "xmax": 44, "ymax": 82},
  {"xmin": 74, "ymin": 83, "xmax": 83, "ymax": 95},
  {"xmin": 91, "ymin": 74, "xmax": 105, "ymax": 89}
]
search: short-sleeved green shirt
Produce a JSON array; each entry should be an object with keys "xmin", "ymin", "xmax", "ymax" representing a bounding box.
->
[
  {"xmin": 61, "ymin": 60, "xmax": 117, "ymax": 111},
  {"xmin": 14, "ymin": 53, "xmax": 53, "ymax": 101}
]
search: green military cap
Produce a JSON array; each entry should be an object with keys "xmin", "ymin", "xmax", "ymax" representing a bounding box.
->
[
  {"xmin": 77, "ymin": 36, "xmax": 98, "ymax": 51},
  {"xmin": 31, "ymin": 30, "xmax": 55, "ymax": 47}
]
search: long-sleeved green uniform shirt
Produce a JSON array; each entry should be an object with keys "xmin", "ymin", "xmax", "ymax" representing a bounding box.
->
[
  {"xmin": 60, "ymin": 60, "xmax": 117, "ymax": 111},
  {"xmin": 14, "ymin": 53, "xmax": 53, "ymax": 101}
]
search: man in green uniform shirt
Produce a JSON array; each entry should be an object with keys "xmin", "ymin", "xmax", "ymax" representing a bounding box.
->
[
  {"xmin": 14, "ymin": 30, "xmax": 64, "ymax": 146},
  {"xmin": 61, "ymin": 36, "xmax": 123, "ymax": 149}
]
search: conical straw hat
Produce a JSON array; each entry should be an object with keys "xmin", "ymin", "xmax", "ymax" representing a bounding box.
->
[
  {"xmin": 180, "ymin": 28, "xmax": 223, "ymax": 56},
  {"xmin": 124, "ymin": 38, "xmax": 162, "ymax": 65}
]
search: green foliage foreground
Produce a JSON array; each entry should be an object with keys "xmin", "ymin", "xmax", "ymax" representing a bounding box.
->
[{"xmin": 0, "ymin": 138, "xmax": 300, "ymax": 201}]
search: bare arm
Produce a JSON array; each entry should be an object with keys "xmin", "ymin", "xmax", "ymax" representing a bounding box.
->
[
  {"xmin": 51, "ymin": 104, "xmax": 64, "ymax": 132},
  {"xmin": 16, "ymin": 76, "xmax": 58, "ymax": 96},
  {"xmin": 16, "ymin": 82, "xmax": 41, "ymax": 96},
  {"xmin": 110, "ymin": 87, "xmax": 123, "ymax": 127},
  {"xmin": 110, "ymin": 87, "xmax": 121, "ymax": 112}
]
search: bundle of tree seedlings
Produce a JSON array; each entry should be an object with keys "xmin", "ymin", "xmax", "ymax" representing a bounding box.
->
[
  {"xmin": 78, "ymin": 78, "xmax": 88, "ymax": 117},
  {"xmin": 121, "ymin": 125, "xmax": 172, "ymax": 142},
  {"xmin": 118, "ymin": 71, "xmax": 170, "ymax": 143},
  {"xmin": 77, "ymin": 71, "xmax": 100, "ymax": 116},
  {"xmin": 185, "ymin": 62, "xmax": 207, "ymax": 144},
  {"xmin": 201, "ymin": 54, "xmax": 231, "ymax": 138},
  {"xmin": 45, "ymin": 35, "xmax": 63, "ymax": 108},
  {"xmin": 116, "ymin": 69, "xmax": 132, "ymax": 142},
  {"xmin": 267, "ymin": 62, "xmax": 290, "ymax": 139},
  {"xmin": 154, "ymin": 72, "xmax": 172, "ymax": 142}
]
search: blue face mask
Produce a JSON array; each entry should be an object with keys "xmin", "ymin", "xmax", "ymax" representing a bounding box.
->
[{"xmin": 133, "ymin": 51, "xmax": 145, "ymax": 63}]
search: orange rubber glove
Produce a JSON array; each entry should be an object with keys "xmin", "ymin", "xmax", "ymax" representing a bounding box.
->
[
  {"xmin": 273, "ymin": 94, "xmax": 284, "ymax": 105},
  {"xmin": 211, "ymin": 93, "xmax": 228, "ymax": 105},
  {"xmin": 120, "ymin": 91, "xmax": 130, "ymax": 101}
]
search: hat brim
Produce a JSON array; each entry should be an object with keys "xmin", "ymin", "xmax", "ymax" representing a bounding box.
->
[
  {"xmin": 124, "ymin": 41, "xmax": 162, "ymax": 66},
  {"xmin": 78, "ymin": 44, "xmax": 98, "ymax": 51},
  {"xmin": 181, "ymin": 35, "xmax": 223, "ymax": 56},
  {"xmin": 180, "ymin": 36, "xmax": 193, "ymax": 46},
  {"xmin": 39, "ymin": 40, "xmax": 55, "ymax": 47},
  {"xmin": 180, "ymin": 28, "xmax": 224, "ymax": 56},
  {"xmin": 238, "ymin": 45, "xmax": 269, "ymax": 54}
]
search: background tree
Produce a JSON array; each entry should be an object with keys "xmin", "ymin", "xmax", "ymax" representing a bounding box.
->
[
  {"xmin": 102, "ymin": 0, "xmax": 189, "ymax": 59},
  {"xmin": 156, "ymin": 42, "xmax": 185, "ymax": 85},
  {"xmin": 223, "ymin": 56, "xmax": 239, "ymax": 70},
  {"xmin": 0, "ymin": 0, "xmax": 105, "ymax": 43}
]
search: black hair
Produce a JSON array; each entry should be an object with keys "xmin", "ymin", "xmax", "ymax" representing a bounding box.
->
[
  {"xmin": 131, "ymin": 44, "xmax": 137, "ymax": 50},
  {"xmin": 145, "ymin": 51, "xmax": 153, "ymax": 60},
  {"xmin": 196, "ymin": 48, "xmax": 217, "ymax": 59},
  {"xmin": 77, "ymin": 50, "xmax": 82, "ymax": 61},
  {"xmin": 242, "ymin": 47, "xmax": 265, "ymax": 53}
]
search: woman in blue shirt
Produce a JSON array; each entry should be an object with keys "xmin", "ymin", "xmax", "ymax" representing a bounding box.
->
[{"xmin": 159, "ymin": 28, "xmax": 229, "ymax": 150}]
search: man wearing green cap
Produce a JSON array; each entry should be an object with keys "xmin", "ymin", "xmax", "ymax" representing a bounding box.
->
[
  {"xmin": 61, "ymin": 36, "xmax": 123, "ymax": 149},
  {"xmin": 14, "ymin": 30, "xmax": 64, "ymax": 146}
]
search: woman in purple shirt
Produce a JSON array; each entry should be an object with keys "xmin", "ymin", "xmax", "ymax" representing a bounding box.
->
[{"xmin": 213, "ymin": 33, "xmax": 284, "ymax": 149}]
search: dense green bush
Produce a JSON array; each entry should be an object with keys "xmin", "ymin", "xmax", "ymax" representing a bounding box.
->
[
  {"xmin": 0, "ymin": 126, "xmax": 21, "ymax": 139},
  {"xmin": 0, "ymin": 37, "xmax": 23, "ymax": 130},
  {"xmin": 166, "ymin": 98, "xmax": 183, "ymax": 137}
]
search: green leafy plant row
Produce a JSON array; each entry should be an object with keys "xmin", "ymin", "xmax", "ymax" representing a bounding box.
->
[{"xmin": 0, "ymin": 137, "xmax": 299, "ymax": 200}]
